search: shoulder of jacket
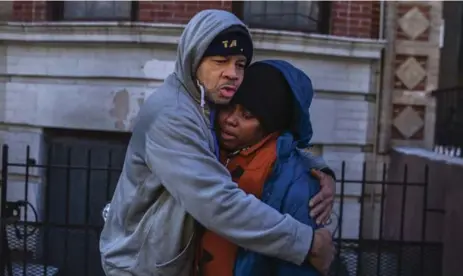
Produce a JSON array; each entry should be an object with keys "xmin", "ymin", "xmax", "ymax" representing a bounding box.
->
[
  {"xmin": 149, "ymin": 84, "xmax": 202, "ymax": 118},
  {"xmin": 160, "ymin": 96, "xmax": 202, "ymax": 122},
  {"xmin": 291, "ymin": 153, "xmax": 317, "ymax": 181}
]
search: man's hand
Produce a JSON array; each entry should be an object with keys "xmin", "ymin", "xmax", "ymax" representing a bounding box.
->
[
  {"xmin": 310, "ymin": 170, "xmax": 335, "ymax": 225},
  {"xmin": 308, "ymin": 228, "xmax": 335, "ymax": 275}
]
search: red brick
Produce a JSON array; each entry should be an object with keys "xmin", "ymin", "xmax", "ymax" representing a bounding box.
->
[
  {"xmin": 371, "ymin": 1, "xmax": 380, "ymax": 39},
  {"xmin": 138, "ymin": 1, "xmax": 232, "ymax": 24},
  {"xmin": 331, "ymin": 1, "xmax": 380, "ymax": 39},
  {"xmin": 11, "ymin": 0, "xmax": 379, "ymax": 39},
  {"xmin": 12, "ymin": 1, "xmax": 47, "ymax": 21}
]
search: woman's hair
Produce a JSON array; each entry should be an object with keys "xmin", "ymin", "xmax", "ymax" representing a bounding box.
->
[{"xmin": 230, "ymin": 62, "xmax": 294, "ymax": 134}]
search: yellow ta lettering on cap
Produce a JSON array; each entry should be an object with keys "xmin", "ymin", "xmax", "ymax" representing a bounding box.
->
[{"xmin": 221, "ymin": 40, "xmax": 238, "ymax": 48}]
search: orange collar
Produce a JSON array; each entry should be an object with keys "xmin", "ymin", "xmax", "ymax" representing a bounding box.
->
[{"xmin": 222, "ymin": 132, "xmax": 280, "ymax": 159}]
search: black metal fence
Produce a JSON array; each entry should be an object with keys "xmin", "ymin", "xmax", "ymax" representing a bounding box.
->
[
  {"xmin": 432, "ymin": 86, "xmax": 463, "ymax": 158},
  {"xmin": 0, "ymin": 144, "xmax": 443, "ymax": 276}
]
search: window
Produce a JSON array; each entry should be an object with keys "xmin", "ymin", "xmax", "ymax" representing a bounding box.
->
[
  {"xmin": 49, "ymin": 1, "xmax": 137, "ymax": 21},
  {"xmin": 232, "ymin": 1, "xmax": 331, "ymax": 34}
]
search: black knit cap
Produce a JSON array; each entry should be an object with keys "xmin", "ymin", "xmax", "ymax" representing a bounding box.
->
[
  {"xmin": 230, "ymin": 62, "xmax": 294, "ymax": 134},
  {"xmin": 203, "ymin": 25, "xmax": 253, "ymax": 66}
]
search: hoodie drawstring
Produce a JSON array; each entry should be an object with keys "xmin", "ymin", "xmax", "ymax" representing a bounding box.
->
[
  {"xmin": 197, "ymin": 80, "xmax": 220, "ymax": 160},
  {"xmin": 209, "ymin": 109, "xmax": 220, "ymax": 160},
  {"xmin": 197, "ymin": 80, "xmax": 206, "ymax": 115}
]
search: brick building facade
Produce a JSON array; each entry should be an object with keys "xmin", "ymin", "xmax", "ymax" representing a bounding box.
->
[
  {"xmin": 10, "ymin": 1, "xmax": 381, "ymax": 39},
  {"xmin": 0, "ymin": 0, "xmax": 441, "ymax": 245}
]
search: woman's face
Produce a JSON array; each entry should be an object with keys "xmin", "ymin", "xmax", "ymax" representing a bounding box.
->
[{"xmin": 217, "ymin": 104, "xmax": 265, "ymax": 152}]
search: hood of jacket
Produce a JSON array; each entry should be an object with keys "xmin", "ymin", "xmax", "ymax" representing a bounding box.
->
[
  {"xmin": 174, "ymin": 9, "xmax": 252, "ymax": 106},
  {"xmin": 258, "ymin": 60, "xmax": 314, "ymax": 148}
]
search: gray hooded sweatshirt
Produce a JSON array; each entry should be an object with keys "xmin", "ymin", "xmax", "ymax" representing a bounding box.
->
[{"xmin": 100, "ymin": 10, "xmax": 326, "ymax": 276}]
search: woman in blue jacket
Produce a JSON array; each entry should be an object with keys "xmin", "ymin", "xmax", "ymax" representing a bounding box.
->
[{"xmin": 197, "ymin": 60, "xmax": 334, "ymax": 276}]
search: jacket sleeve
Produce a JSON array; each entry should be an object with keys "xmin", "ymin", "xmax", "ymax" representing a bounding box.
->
[
  {"xmin": 145, "ymin": 107, "xmax": 313, "ymax": 265},
  {"xmin": 297, "ymin": 149, "xmax": 336, "ymax": 180}
]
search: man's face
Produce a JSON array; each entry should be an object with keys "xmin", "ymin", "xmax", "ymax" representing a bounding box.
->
[
  {"xmin": 217, "ymin": 104, "xmax": 265, "ymax": 151},
  {"xmin": 196, "ymin": 55, "xmax": 247, "ymax": 105}
]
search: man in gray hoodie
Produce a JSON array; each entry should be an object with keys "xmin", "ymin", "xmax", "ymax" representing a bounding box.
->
[{"xmin": 100, "ymin": 9, "xmax": 335, "ymax": 276}]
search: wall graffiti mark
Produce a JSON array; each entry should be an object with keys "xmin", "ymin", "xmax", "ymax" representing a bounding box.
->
[{"xmin": 109, "ymin": 89, "xmax": 145, "ymax": 131}]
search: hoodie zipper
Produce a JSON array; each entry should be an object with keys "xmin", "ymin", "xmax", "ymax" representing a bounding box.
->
[{"xmin": 224, "ymin": 147, "xmax": 250, "ymax": 168}]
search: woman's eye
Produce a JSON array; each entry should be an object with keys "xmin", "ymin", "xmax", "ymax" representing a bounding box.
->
[{"xmin": 214, "ymin": 60, "xmax": 227, "ymax": 64}]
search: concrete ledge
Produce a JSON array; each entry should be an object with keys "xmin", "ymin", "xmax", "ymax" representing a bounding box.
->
[
  {"xmin": 0, "ymin": 21, "xmax": 385, "ymax": 59},
  {"xmin": 394, "ymin": 146, "xmax": 463, "ymax": 166}
]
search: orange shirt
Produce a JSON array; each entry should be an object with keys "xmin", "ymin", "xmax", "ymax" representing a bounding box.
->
[{"xmin": 196, "ymin": 133, "xmax": 279, "ymax": 276}]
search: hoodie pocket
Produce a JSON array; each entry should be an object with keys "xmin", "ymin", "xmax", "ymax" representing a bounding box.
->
[
  {"xmin": 132, "ymin": 190, "xmax": 196, "ymax": 275},
  {"xmin": 153, "ymin": 232, "xmax": 195, "ymax": 275}
]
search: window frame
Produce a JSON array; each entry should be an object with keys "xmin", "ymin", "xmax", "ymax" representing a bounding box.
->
[
  {"xmin": 232, "ymin": 1, "xmax": 331, "ymax": 34},
  {"xmin": 48, "ymin": 1, "xmax": 138, "ymax": 22}
]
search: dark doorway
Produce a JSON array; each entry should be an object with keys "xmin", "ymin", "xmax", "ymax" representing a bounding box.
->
[
  {"xmin": 438, "ymin": 1, "xmax": 463, "ymax": 88},
  {"xmin": 37, "ymin": 128, "xmax": 130, "ymax": 276}
]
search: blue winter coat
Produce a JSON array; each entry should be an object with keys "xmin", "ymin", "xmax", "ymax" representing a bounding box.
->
[{"xmin": 233, "ymin": 60, "xmax": 322, "ymax": 276}]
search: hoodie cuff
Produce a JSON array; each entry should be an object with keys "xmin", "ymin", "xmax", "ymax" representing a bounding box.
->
[
  {"xmin": 286, "ymin": 219, "xmax": 314, "ymax": 265},
  {"xmin": 320, "ymin": 167, "xmax": 336, "ymax": 181}
]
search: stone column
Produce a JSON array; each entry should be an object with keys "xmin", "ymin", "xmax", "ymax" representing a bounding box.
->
[{"xmin": 379, "ymin": 1, "xmax": 442, "ymax": 152}]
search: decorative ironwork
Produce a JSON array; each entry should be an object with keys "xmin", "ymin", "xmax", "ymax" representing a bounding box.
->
[{"xmin": 0, "ymin": 144, "xmax": 443, "ymax": 275}]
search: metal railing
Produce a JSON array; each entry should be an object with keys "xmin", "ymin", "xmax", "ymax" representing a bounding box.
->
[
  {"xmin": 0, "ymin": 144, "xmax": 443, "ymax": 276},
  {"xmin": 432, "ymin": 86, "xmax": 463, "ymax": 158}
]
